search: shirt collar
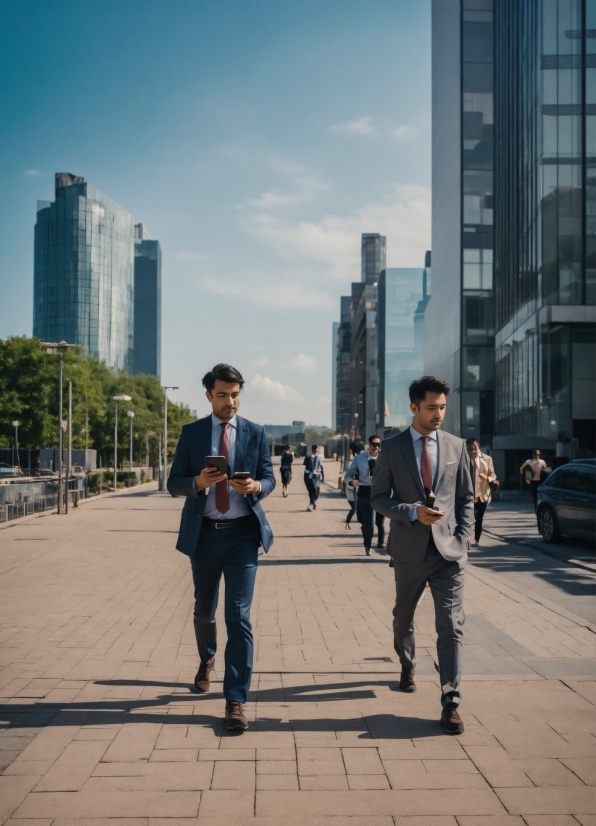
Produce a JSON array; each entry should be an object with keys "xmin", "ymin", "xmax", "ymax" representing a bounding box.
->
[
  {"xmin": 212, "ymin": 413, "xmax": 237, "ymax": 430},
  {"xmin": 409, "ymin": 425, "xmax": 438, "ymax": 443}
]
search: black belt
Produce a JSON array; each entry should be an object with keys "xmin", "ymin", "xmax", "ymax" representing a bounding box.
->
[
  {"xmin": 357, "ymin": 485, "xmax": 371, "ymax": 496},
  {"xmin": 202, "ymin": 514, "xmax": 254, "ymax": 530}
]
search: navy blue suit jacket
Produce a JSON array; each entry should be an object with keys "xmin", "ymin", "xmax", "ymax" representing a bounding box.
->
[{"xmin": 167, "ymin": 415, "xmax": 276, "ymax": 554}]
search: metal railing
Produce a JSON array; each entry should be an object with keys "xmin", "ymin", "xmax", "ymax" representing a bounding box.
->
[{"xmin": 0, "ymin": 477, "xmax": 88, "ymax": 524}]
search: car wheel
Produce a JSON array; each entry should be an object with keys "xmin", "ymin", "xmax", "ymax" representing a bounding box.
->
[{"xmin": 539, "ymin": 506, "xmax": 560, "ymax": 544}]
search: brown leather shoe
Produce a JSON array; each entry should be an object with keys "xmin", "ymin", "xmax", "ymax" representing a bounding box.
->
[
  {"xmin": 441, "ymin": 704, "xmax": 464, "ymax": 734},
  {"xmin": 194, "ymin": 657, "xmax": 215, "ymax": 693},
  {"xmin": 225, "ymin": 701, "xmax": 248, "ymax": 731},
  {"xmin": 399, "ymin": 670, "xmax": 416, "ymax": 692}
]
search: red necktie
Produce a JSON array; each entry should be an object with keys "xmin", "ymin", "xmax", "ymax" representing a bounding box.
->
[
  {"xmin": 215, "ymin": 423, "xmax": 230, "ymax": 514},
  {"xmin": 421, "ymin": 436, "xmax": 433, "ymax": 493}
]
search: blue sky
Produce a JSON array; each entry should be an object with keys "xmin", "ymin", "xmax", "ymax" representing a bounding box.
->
[{"xmin": 0, "ymin": 0, "xmax": 431, "ymax": 424}]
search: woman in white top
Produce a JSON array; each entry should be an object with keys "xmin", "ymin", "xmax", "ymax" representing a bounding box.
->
[{"xmin": 520, "ymin": 449, "xmax": 547, "ymax": 512}]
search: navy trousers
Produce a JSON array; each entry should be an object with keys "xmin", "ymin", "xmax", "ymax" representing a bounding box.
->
[{"xmin": 190, "ymin": 519, "xmax": 260, "ymax": 703}]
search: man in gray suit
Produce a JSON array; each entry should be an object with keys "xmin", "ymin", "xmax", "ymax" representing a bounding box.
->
[{"xmin": 371, "ymin": 376, "xmax": 473, "ymax": 734}]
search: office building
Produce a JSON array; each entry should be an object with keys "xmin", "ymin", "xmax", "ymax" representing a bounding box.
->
[
  {"xmin": 426, "ymin": 0, "xmax": 495, "ymax": 444},
  {"xmin": 348, "ymin": 233, "xmax": 387, "ymax": 439},
  {"xmin": 133, "ymin": 223, "xmax": 161, "ymax": 378},
  {"xmin": 378, "ymin": 266, "xmax": 426, "ymax": 434},
  {"xmin": 492, "ymin": 0, "xmax": 595, "ymax": 482},
  {"xmin": 34, "ymin": 173, "xmax": 135, "ymax": 371},
  {"xmin": 334, "ymin": 296, "xmax": 352, "ymax": 433},
  {"xmin": 361, "ymin": 233, "xmax": 387, "ymax": 285}
]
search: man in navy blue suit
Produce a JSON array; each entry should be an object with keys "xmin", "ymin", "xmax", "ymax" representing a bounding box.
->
[{"xmin": 168, "ymin": 363, "xmax": 275, "ymax": 731}]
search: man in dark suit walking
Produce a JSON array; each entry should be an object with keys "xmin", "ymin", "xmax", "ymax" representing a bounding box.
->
[
  {"xmin": 371, "ymin": 376, "xmax": 473, "ymax": 734},
  {"xmin": 168, "ymin": 364, "xmax": 275, "ymax": 731}
]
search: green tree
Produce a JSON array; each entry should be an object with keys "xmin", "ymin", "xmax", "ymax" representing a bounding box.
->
[{"xmin": 0, "ymin": 336, "xmax": 194, "ymax": 466}]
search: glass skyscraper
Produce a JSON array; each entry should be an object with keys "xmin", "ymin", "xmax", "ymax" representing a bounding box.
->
[
  {"xmin": 493, "ymin": 0, "xmax": 595, "ymax": 481},
  {"xmin": 334, "ymin": 296, "xmax": 352, "ymax": 434},
  {"xmin": 133, "ymin": 223, "xmax": 161, "ymax": 378},
  {"xmin": 427, "ymin": 0, "xmax": 495, "ymax": 444},
  {"xmin": 378, "ymin": 267, "xmax": 426, "ymax": 433},
  {"xmin": 34, "ymin": 173, "xmax": 135, "ymax": 371}
]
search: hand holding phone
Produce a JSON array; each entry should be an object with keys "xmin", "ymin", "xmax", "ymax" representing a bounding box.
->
[{"xmin": 195, "ymin": 456, "xmax": 228, "ymax": 491}]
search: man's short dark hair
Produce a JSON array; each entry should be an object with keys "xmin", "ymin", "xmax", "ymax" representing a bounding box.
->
[
  {"xmin": 311, "ymin": 444, "xmax": 318, "ymax": 450},
  {"xmin": 409, "ymin": 376, "xmax": 451, "ymax": 406},
  {"xmin": 202, "ymin": 363, "xmax": 245, "ymax": 393},
  {"xmin": 368, "ymin": 434, "xmax": 380, "ymax": 444},
  {"xmin": 466, "ymin": 438, "xmax": 479, "ymax": 448}
]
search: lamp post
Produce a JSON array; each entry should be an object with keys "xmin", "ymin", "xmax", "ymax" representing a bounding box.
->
[
  {"xmin": 162, "ymin": 386, "xmax": 178, "ymax": 489},
  {"xmin": 113, "ymin": 395, "xmax": 132, "ymax": 490},
  {"xmin": 11, "ymin": 421, "xmax": 20, "ymax": 471},
  {"xmin": 127, "ymin": 410, "xmax": 135, "ymax": 469},
  {"xmin": 41, "ymin": 341, "xmax": 75, "ymax": 513}
]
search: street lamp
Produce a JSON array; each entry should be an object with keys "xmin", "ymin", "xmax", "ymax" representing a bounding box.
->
[
  {"xmin": 162, "ymin": 386, "xmax": 179, "ymax": 489},
  {"xmin": 113, "ymin": 395, "xmax": 132, "ymax": 490},
  {"xmin": 127, "ymin": 410, "xmax": 135, "ymax": 469},
  {"xmin": 11, "ymin": 421, "xmax": 20, "ymax": 471},
  {"xmin": 41, "ymin": 340, "xmax": 75, "ymax": 514}
]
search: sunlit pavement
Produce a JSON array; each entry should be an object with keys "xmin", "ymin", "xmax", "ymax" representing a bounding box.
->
[{"xmin": 0, "ymin": 462, "xmax": 594, "ymax": 824}]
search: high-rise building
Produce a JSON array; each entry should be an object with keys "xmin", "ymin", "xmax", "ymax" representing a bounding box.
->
[
  {"xmin": 426, "ymin": 0, "xmax": 495, "ymax": 444},
  {"xmin": 331, "ymin": 322, "xmax": 339, "ymax": 431},
  {"xmin": 361, "ymin": 233, "xmax": 387, "ymax": 284},
  {"xmin": 34, "ymin": 173, "xmax": 135, "ymax": 371},
  {"xmin": 334, "ymin": 296, "xmax": 352, "ymax": 434},
  {"xmin": 378, "ymin": 266, "xmax": 426, "ymax": 434},
  {"xmin": 492, "ymin": 0, "xmax": 595, "ymax": 483},
  {"xmin": 133, "ymin": 223, "xmax": 161, "ymax": 378},
  {"xmin": 348, "ymin": 234, "xmax": 387, "ymax": 439}
]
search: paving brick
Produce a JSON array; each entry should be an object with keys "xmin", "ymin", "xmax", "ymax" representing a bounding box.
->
[
  {"xmin": 496, "ymin": 786, "xmax": 596, "ymax": 814},
  {"xmin": 211, "ymin": 760, "xmax": 255, "ymax": 789},
  {"xmin": 0, "ymin": 775, "xmax": 41, "ymax": 822},
  {"xmin": 34, "ymin": 740, "xmax": 108, "ymax": 791}
]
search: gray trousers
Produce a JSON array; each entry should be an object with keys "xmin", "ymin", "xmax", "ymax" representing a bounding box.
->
[{"xmin": 392, "ymin": 540, "xmax": 465, "ymax": 707}]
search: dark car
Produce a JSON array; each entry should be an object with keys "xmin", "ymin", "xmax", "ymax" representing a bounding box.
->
[{"xmin": 537, "ymin": 459, "xmax": 596, "ymax": 543}]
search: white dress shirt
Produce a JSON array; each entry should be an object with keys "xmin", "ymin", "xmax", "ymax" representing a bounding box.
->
[
  {"xmin": 203, "ymin": 413, "xmax": 251, "ymax": 519},
  {"xmin": 408, "ymin": 425, "xmax": 439, "ymax": 522}
]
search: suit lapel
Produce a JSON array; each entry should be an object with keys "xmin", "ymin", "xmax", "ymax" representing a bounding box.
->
[
  {"xmin": 434, "ymin": 430, "xmax": 449, "ymax": 490},
  {"xmin": 195, "ymin": 416, "xmax": 212, "ymax": 468},
  {"xmin": 398, "ymin": 431, "xmax": 425, "ymax": 497},
  {"xmin": 234, "ymin": 416, "xmax": 249, "ymax": 470}
]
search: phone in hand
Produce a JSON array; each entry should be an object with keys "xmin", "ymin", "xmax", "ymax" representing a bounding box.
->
[
  {"xmin": 424, "ymin": 491, "xmax": 437, "ymax": 509},
  {"xmin": 231, "ymin": 471, "xmax": 250, "ymax": 480},
  {"xmin": 205, "ymin": 456, "xmax": 227, "ymax": 475}
]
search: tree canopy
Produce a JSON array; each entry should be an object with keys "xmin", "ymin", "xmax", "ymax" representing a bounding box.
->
[{"xmin": 0, "ymin": 337, "xmax": 194, "ymax": 467}]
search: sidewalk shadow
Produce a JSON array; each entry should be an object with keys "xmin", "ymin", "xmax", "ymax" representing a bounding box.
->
[{"xmin": 0, "ymin": 678, "xmax": 442, "ymax": 740}]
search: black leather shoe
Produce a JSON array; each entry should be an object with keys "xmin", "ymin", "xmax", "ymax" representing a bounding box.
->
[
  {"xmin": 365, "ymin": 546, "xmax": 371, "ymax": 556},
  {"xmin": 194, "ymin": 657, "xmax": 215, "ymax": 693},
  {"xmin": 399, "ymin": 670, "xmax": 416, "ymax": 692},
  {"xmin": 441, "ymin": 704, "xmax": 464, "ymax": 734}
]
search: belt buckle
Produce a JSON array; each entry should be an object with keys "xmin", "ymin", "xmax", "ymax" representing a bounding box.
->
[{"xmin": 215, "ymin": 521, "xmax": 227, "ymax": 530}]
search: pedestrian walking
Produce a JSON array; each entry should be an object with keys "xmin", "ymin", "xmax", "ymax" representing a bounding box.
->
[
  {"xmin": 280, "ymin": 444, "xmax": 293, "ymax": 497},
  {"xmin": 371, "ymin": 376, "xmax": 473, "ymax": 735},
  {"xmin": 520, "ymin": 449, "xmax": 547, "ymax": 512},
  {"xmin": 167, "ymin": 363, "xmax": 275, "ymax": 732},
  {"xmin": 466, "ymin": 439, "xmax": 499, "ymax": 545},
  {"xmin": 303, "ymin": 445, "xmax": 324, "ymax": 511},
  {"xmin": 344, "ymin": 434, "xmax": 385, "ymax": 555},
  {"xmin": 344, "ymin": 478, "xmax": 356, "ymax": 529}
]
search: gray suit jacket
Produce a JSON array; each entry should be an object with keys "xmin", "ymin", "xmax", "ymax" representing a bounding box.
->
[{"xmin": 370, "ymin": 429, "xmax": 474, "ymax": 565}]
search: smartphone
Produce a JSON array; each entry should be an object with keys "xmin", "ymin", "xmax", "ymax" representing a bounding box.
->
[
  {"xmin": 205, "ymin": 456, "xmax": 227, "ymax": 475},
  {"xmin": 231, "ymin": 471, "xmax": 250, "ymax": 480},
  {"xmin": 424, "ymin": 491, "xmax": 436, "ymax": 509}
]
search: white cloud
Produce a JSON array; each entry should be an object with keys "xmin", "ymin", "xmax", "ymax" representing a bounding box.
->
[
  {"xmin": 196, "ymin": 272, "xmax": 334, "ymax": 310},
  {"xmin": 250, "ymin": 374, "xmax": 303, "ymax": 402},
  {"xmin": 174, "ymin": 250, "xmax": 211, "ymax": 262},
  {"xmin": 287, "ymin": 354, "xmax": 318, "ymax": 374},
  {"xmin": 329, "ymin": 116, "xmax": 375, "ymax": 135},
  {"xmin": 315, "ymin": 395, "xmax": 331, "ymax": 405},
  {"xmin": 24, "ymin": 169, "xmax": 42, "ymax": 177},
  {"xmin": 392, "ymin": 124, "xmax": 421, "ymax": 142},
  {"xmin": 246, "ymin": 184, "xmax": 431, "ymax": 281}
]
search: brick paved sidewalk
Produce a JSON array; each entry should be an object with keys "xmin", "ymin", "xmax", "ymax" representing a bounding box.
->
[{"xmin": 0, "ymin": 465, "xmax": 594, "ymax": 825}]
